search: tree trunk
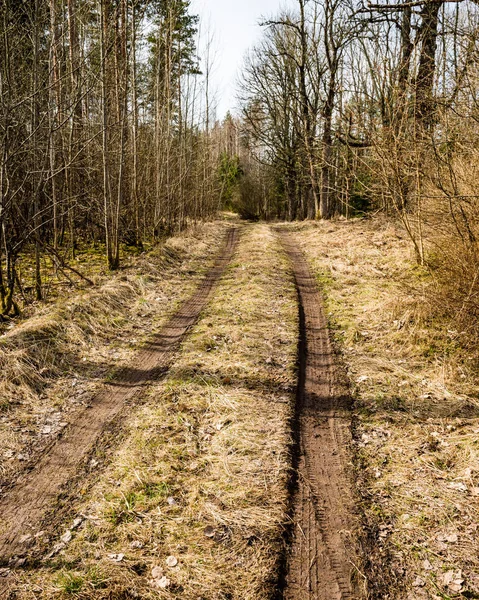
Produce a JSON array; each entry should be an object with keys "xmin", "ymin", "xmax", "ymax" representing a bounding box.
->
[
  {"xmin": 321, "ymin": 82, "xmax": 335, "ymax": 219},
  {"xmin": 100, "ymin": 0, "xmax": 116, "ymax": 270},
  {"xmin": 131, "ymin": 1, "xmax": 140, "ymax": 245},
  {"xmin": 33, "ymin": 0, "xmax": 42, "ymax": 300},
  {"xmin": 416, "ymin": 1, "xmax": 441, "ymax": 128}
]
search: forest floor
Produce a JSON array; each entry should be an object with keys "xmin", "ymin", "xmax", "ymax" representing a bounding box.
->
[{"xmin": 0, "ymin": 216, "xmax": 478, "ymax": 599}]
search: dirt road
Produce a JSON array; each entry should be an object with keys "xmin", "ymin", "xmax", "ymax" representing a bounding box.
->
[
  {"xmin": 279, "ymin": 232, "xmax": 362, "ymax": 600},
  {"xmin": 0, "ymin": 228, "xmax": 239, "ymax": 569},
  {"xmin": 0, "ymin": 225, "xmax": 365, "ymax": 598}
]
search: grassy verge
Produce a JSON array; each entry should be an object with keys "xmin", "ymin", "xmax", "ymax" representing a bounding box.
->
[
  {"xmin": 283, "ymin": 218, "xmax": 479, "ymax": 600},
  {"xmin": 15, "ymin": 224, "xmax": 298, "ymax": 599},
  {"xmin": 0, "ymin": 221, "xmax": 232, "ymax": 492},
  {"xmin": 5, "ymin": 218, "xmax": 240, "ymax": 317}
]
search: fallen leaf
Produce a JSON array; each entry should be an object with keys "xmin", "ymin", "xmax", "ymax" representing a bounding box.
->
[
  {"xmin": 448, "ymin": 481, "xmax": 468, "ymax": 492},
  {"xmin": 166, "ymin": 555, "xmax": 178, "ymax": 567},
  {"xmin": 413, "ymin": 576, "xmax": 425, "ymax": 587},
  {"xmin": 436, "ymin": 541, "xmax": 448, "ymax": 552},
  {"xmin": 443, "ymin": 569, "xmax": 464, "ymax": 590},
  {"xmin": 60, "ymin": 530, "xmax": 72, "ymax": 544},
  {"xmin": 151, "ymin": 566, "xmax": 163, "ymax": 579},
  {"xmin": 443, "ymin": 571, "xmax": 455, "ymax": 586},
  {"xmin": 108, "ymin": 553, "xmax": 124, "ymax": 562},
  {"xmin": 151, "ymin": 576, "xmax": 170, "ymax": 590},
  {"xmin": 203, "ymin": 526, "xmax": 215, "ymax": 538}
]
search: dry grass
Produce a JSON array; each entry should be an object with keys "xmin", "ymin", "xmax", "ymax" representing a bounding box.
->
[
  {"xmin": 0, "ymin": 221, "xmax": 232, "ymax": 491},
  {"xmin": 12, "ymin": 224, "xmax": 298, "ymax": 599},
  {"xmin": 284, "ymin": 217, "xmax": 479, "ymax": 600}
]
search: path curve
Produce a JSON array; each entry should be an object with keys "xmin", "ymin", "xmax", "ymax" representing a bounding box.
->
[
  {"xmin": 0, "ymin": 227, "xmax": 239, "ymax": 568},
  {"xmin": 279, "ymin": 231, "xmax": 362, "ymax": 600}
]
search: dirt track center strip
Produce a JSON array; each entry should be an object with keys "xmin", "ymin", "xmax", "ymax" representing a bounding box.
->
[{"xmin": 0, "ymin": 227, "xmax": 239, "ymax": 568}]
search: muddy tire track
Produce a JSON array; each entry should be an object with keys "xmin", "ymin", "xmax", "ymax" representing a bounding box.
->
[
  {"xmin": 0, "ymin": 228, "xmax": 239, "ymax": 569},
  {"xmin": 279, "ymin": 231, "xmax": 362, "ymax": 600}
]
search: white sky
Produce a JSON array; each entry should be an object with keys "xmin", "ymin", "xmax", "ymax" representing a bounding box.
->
[{"xmin": 190, "ymin": 0, "xmax": 294, "ymax": 120}]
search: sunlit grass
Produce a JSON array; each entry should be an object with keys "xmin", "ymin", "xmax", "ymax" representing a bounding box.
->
[{"xmin": 15, "ymin": 224, "xmax": 298, "ymax": 599}]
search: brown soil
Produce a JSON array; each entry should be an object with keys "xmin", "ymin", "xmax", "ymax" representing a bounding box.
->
[
  {"xmin": 279, "ymin": 232, "xmax": 363, "ymax": 600},
  {"xmin": 0, "ymin": 228, "xmax": 238, "ymax": 575}
]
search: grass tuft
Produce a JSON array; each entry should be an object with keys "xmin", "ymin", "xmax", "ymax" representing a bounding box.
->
[{"xmin": 55, "ymin": 571, "xmax": 84, "ymax": 595}]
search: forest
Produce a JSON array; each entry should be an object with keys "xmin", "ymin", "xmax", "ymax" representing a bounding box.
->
[
  {"xmin": 237, "ymin": 0, "xmax": 479, "ymax": 320},
  {"xmin": 2, "ymin": 0, "xmax": 479, "ymax": 335},
  {"xmin": 0, "ymin": 0, "xmax": 227, "ymax": 316},
  {"xmin": 2, "ymin": 0, "xmax": 479, "ymax": 598}
]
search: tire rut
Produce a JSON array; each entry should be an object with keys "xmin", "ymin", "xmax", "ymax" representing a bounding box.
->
[
  {"xmin": 279, "ymin": 231, "xmax": 361, "ymax": 600},
  {"xmin": 0, "ymin": 227, "xmax": 239, "ymax": 570}
]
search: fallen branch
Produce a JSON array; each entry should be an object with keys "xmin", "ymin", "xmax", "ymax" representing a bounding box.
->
[{"xmin": 40, "ymin": 242, "xmax": 95, "ymax": 287}]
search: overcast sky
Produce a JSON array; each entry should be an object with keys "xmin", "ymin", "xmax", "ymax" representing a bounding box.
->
[{"xmin": 190, "ymin": 0, "xmax": 293, "ymax": 120}]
